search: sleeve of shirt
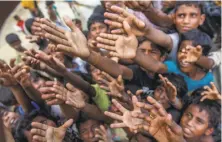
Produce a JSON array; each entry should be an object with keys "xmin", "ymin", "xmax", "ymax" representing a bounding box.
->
[
  {"xmin": 164, "ymin": 61, "xmax": 177, "ymax": 73},
  {"xmin": 208, "ymin": 50, "xmax": 221, "ymax": 68},
  {"xmin": 92, "ymin": 84, "xmax": 110, "ymax": 111},
  {"xmin": 168, "ymin": 33, "xmax": 179, "ymax": 61}
]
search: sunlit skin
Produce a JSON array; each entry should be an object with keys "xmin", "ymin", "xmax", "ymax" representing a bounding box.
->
[
  {"xmin": 89, "ymin": 22, "xmax": 108, "ymax": 40},
  {"xmin": 79, "ymin": 119, "xmax": 101, "ymax": 142},
  {"xmin": 177, "ymin": 40, "xmax": 205, "ymax": 80},
  {"xmin": 180, "ymin": 105, "xmax": 214, "ymax": 141},
  {"xmin": 138, "ymin": 40, "xmax": 166, "ymax": 77},
  {"xmin": 174, "ymin": 5, "xmax": 205, "ymax": 33}
]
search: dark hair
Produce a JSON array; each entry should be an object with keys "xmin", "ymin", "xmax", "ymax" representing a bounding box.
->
[
  {"xmin": 46, "ymin": 1, "xmax": 54, "ymax": 7},
  {"xmin": 0, "ymin": 86, "xmax": 17, "ymax": 106},
  {"xmin": 25, "ymin": 18, "xmax": 34, "ymax": 34},
  {"xmin": 13, "ymin": 15, "xmax": 20, "ymax": 20},
  {"xmin": 183, "ymin": 88, "xmax": 221, "ymax": 129},
  {"xmin": 72, "ymin": 18, "xmax": 81, "ymax": 24},
  {"xmin": 156, "ymin": 73, "xmax": 188, "ymax": 100},
  {"xmin": 13, "ymin": 110, "xmax": 57, "ymax": 142},
  {"xmin": 138, "ymin": 36, "xmax": 168, "ymax": 56},
  {"xmin": 87, "ymin": 13, "xmax": 107, "ymax": 30},
  {"xmin": 175, "ymin": 1, "xmax": 204, "ymax": 14},
  {"xmin": 5, "ymin": 33, "xmax": 20, "ymax": 44},
  {"xmin": 180, "ymin": 29, "xmax": 213, "ymax": 55}
]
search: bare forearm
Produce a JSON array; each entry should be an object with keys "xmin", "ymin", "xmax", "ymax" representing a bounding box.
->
[
  {"xmin": 81, "ymin": 103, "xmax": 112, "ymax": 123},
  {"xmin": 144, "ymin": 7, "xmax": 173, "ymax": 28},
  {"xmin": 133, "ymin": 50, "xmax": 167, "ymax": 73},
  {"xmin": 84, "ymin": 51, "xmax": 133, "ymax": 79},
  {"xmin": 43, "ymin": 65, "xmax": 63, "ymax": 78},
  {"xmin": 63, "ymin": 70, "xmax": 96, "ymax": 97},
  {"xmin": 22, "ymin": 85, "xmax": 45, "ymax": 106},
  {"xmin": 60, "ymin": 104, "xmax": 79, "ymax": 121},
  {"xmin": 10, "ymin": 85, "xmax": 33, "ymax": 113},
  {"xmin": 196, "ymin": 56, "xmax": 214, "ymax": 70}
]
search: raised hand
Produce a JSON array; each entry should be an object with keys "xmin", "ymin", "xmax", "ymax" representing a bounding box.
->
[
  {"xmin": 0, "ymin": 61, "xmax": 17, "ymax": 87},
  {"xmin": 39, "ymin": 81, "xmax": 65, "ymax": 105},
  {"xmin": 104, "ymin": 5, "xmax": 147, "ymax": 36},
  {"xmin": 26, "ymin": 35, "xmax": 40, "ymax": 43},
  {"xmin": 56, "ymin": 83, "xmax": 86, "ymax": 109},
  {"xmin": 158, "ymin": 74, "xmax": 177, "ymax": 103},
  {"xmin": 104, "ymin": 96, "xmax": 143, "ymax": 131},
  {"xmin": 124, "ymin": 1, "xmax": 152, "ymax": 11},
  {"xmin": 96, "ymin": 21, "xmax": 138, "ymax": 59},
  {"xmin": 95, "ymin": 125, "xmax": 113, "ymax": 142},
  {"xmin": 10, "ymin": 60, "xmax": 32, "ymax": 87},
  {"xmin": 31, "ymin": 119, "xmax": 73, "ymax": 142},
  {"xmin": 99, "ymin": 72, "xmax": 124, "ymax": 98},
  {"xmin": 182, "ymin": 45, "xmax": 203, "ymax": 63},
  {"xmin": 134, "ymin": 96, "xmax": 185, "ymax": 142},
  {"xmin": 201, "ymin": 82, "xmax": 221, "ymax": 102}
]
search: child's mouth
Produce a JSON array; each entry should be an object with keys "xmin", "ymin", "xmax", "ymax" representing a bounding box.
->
[{"xmin": 179, "ymin": 60, "xmax": 190, "ymax": 67}]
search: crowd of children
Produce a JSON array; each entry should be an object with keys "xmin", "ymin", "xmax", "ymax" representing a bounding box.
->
[{"xmin": 0, "ymin": 1, "xmax": 221, "ymax": 142}]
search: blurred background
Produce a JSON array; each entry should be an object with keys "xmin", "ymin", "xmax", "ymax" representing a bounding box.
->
[{"xmin": 0, "ymin": 0, "xmax": 100, "ymax": 64}]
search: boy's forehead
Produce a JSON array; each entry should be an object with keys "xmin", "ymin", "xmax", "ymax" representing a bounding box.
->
[
  {"xmin": 186, "ymin": 104, "xmax": 209, "ymax": 121},
  {"xmin": 175, "ymin": 4, "xmax": 201, "ymax": 14}
]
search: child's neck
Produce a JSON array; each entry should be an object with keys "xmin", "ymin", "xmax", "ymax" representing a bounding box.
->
[{"xmin": 186, "ymin": 67, "xmax": 206, "ymax": 80}]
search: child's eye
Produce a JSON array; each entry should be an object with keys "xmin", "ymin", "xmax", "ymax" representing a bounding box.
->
[
  {"xmin": 191, "ymin": 14, "xmax": 197, "ymax": 18},
  {"xmin": 178, "ymin": 14, "xmax": 185, "ymax": 18},
  {"xmin": 186, "ymin": 112, "xmax": 192, "ymax": 119}
]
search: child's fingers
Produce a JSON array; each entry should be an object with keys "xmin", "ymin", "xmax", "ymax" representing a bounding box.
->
[
  {"xmin": 110, "ymin": 122, "xmax": 127, "ymax": 128},
  {"xmin": 210, "ymin": 82, "xmax": 217, "ymax": 91},
  {"xmin": 104, "ymin": 111, "xmax": 123, "ymax": 121},
  {"xmin": 111, "ymin": 28, "xmax": 125, "ymax": 34},
  {"xmin": 96, "ymin": 37, "xmax": 116, "ymax": 46},
  {"xmin": 99, "ymin": 33, "xmax": 119, "ymax": 41},
  {"xmin": 112, "ymin": 99, "xmax": 128, "ymax": 113},
  {"xmin": 97, "ymin": 43, "xmax": 116, "ymax": 51},
  {"xmin": 104, "ymin": 12, "xmax": 124, "ymax": 23},
  {"xmin": 104, "ymin": 19, "xmax": 122, "ymax": 28}
]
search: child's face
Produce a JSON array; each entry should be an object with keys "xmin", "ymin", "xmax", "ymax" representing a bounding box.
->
[
  {"xmin": 177, "ymin": 40, "xmax": 198, "ymax": 73},
  {"xmin": 154, "ymin": 85, "xmax": 171, "ymax": 109},
  {"xmin": 2, "ymin": 111, "xmax": 19, "ymax": 131},
  {"xmin": 89, "ymin": 22, "xmax": 108, "ymax": 40},
  {"xmin": 180, "ymin": 104, "xmax": 213, "ymax": 139},
  {"xmin": 79, "ymin": 119, "xmax": 101, "ymax": 142},
  {"xmin": 174, "ymin": 4, "xmax": 205, "ymax": 33}
]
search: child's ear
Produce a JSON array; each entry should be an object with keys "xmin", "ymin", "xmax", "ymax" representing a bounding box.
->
[
  {"xmin": 204, "ymin": 127, "xmax": 214, "ymax": 136},
  {"xmin": 199, "ymin": 14, "xmax": 206, "ymax": 26},
  {"xmin": 160, "ymin": 54, "xmax": 167, "ymax": 62}
]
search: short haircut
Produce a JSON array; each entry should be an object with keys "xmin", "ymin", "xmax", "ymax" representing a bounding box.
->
[
  {"xmin": 175, "ymin": 1, "xmax": 204, "ymax": 14},
  {"xmin": 45, "ymin": 0, "xmax": 54, "ymax": 7},
  {"xmin": 13, "ymin": 15, "xmax": 20, "ymax": 20},
  {"xmin": 156, "ymin": 73, "xmax": 188, "ymax": 100},
  {"xmin": 5, "ymin": 33, "xmax": 20, "ymax": 44},
  {"xmin": 180, "ymin": 29, "xmax": 213, "ymax": 56},
  {"xmin": 12, "ymin": 110, "xmax": 57, "ymax": 142},
  {"xmin": 183, "ymin": 88, "xmax": 221, "ymax": 129},
  {"xmin": 138, "ymin": 36, "xmax": 168, "ymax": 56},
  {"xmin": 87, "ymin": 12, "xmax": 107, "ymax": 30},
  {"xmin": 72, "ymin": 18, "xmax": 81, "ymax": 24},
  {"xmin": 0, "ymin": 86, "xmax": 17, "ymax": 106},
  {"xmin": 25, "ymin": 18, "xmax": 34, "ymax": 34}
]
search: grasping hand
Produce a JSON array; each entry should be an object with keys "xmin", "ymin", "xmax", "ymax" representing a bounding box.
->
[
  {"xmin": 104, "ymin": 5, "xmax": 147, "ymax": 36},
  {"xmin": 0, "ymin": 60, "xmax": 17, "ymax": 87},
  {"xmin": 95, "ymin": 125, "xmax": 113, "ymax": 142},
  {"xmin": 39, "ymin": 81, "xmax": 65, "ymax": 105},
  {"xmin": 124, "ymin": 1, "xmax": 152, "ymax": 11},
  {"xmin": 159, "ymin": 74, "xmax": 177, "ymax": 103},
  {"xmin": 201, "ymin": 82, "xmax": 221, "ymax": 102},
  {"xmin": 55, "ymin": 83, "xmax": 86, "ymax": 109},
  {"xmin": 104, "ymin": 96, "xmax": 143, "ymax": 131},
  {"xmin": 99, "ymin": 72, "xmax": 124, "ymax": 98},
  {"xmin": 96, "ymin": 21, "xmax": 138, "ymax": 59},
  {"xmin": 133, "ymin": 96, "xmax": 185, "ymax": 142},
  {"xmin": 31, "ymin": 119, "xmax": 73, "ymax": 142},
  {"xmin": 182, "ymin": 45, "xmax": 202, "ymax": 63}
]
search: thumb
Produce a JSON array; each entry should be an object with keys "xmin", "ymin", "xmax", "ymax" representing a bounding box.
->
[
  {"xmin": 61, "ymin": 119, "xmax": 73, "ymax": 129},
  {"xmin": 123, "ymin": 21, "xmax": 133, "ymax": 36},
  {"xmin": 63, "ymin": 16, "xmax": 77, "ymax": 31},
  {"xmin": 66, "ymin": 83, "xmax": 76, "ymax": 92}
]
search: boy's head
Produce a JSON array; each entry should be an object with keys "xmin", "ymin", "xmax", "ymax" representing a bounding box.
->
[
  {"xmin": 5, "ymin": 33, "xmax": 25, "ymax": 52},
  {"xmin": 177, "ymin": 29, "xmax": 212, "ymax": 73},
  {"xmin": 72, "ymin": 18, "xmax": 82, "ymax": 31},
  {"xmin": 77, "ymin": 118, "xmax": 102, "ymax": 142},
  {"xmin": 14, "ymin": 15, "xmax": 21, "ymax": 21},
  {"xmin": 174, "ymin": 1, "xmax": 205, "ymax": 33},
  {"xmin": 138, "ymin": 37, "xmax": 168, "ymax": 62},
  {"xmin": 13, "ymin": 110, "xmax": 57, "ymax": 142},
  {"xmin": 180, "ymin": 88, "xmax": 221, "ymax": 140},
  {"xmin": 87, "ymin": 13, "xmax": 108, "ymax": 40},
  {"xmin": 154, "ymin": 73, "xmax": 187, "ymax": 109}
]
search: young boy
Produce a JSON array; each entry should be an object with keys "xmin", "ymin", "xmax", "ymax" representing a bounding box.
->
[{"xmin": 133, "ymin": 29, "xmax": 213, "ymax": 92}]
